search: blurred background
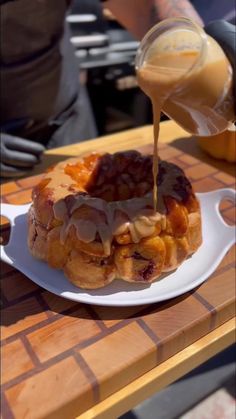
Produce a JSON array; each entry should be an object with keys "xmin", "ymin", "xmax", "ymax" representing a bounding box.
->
[{"xmin": 67, "ymin": 0, "xmax": 236, "ymax": 137}]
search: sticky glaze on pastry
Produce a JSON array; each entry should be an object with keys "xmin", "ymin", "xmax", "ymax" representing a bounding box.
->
[{"xmin": 28, "ymin": 151, "xmax": 202, "ymax": 289}]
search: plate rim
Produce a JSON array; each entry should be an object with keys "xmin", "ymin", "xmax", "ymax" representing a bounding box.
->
[{"xmin": 1, "ymin": 189, "xmax": 235, "ymax": 306}]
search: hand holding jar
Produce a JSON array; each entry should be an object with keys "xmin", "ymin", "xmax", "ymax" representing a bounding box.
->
[
  {"xmin": 135, "ymin": 18, "xmax": 236, "ymax": 137},
  {"xmin": 205, "ymin": 20, "xmax": 235, "ymax": 110}
]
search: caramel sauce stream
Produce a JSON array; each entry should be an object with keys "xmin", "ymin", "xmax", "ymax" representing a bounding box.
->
[
  {"xmin": 152, "ymin": 101, "xmax": 160, "ymax": 211},
  {"xmin": 137, "ymin": 32, "xmax": 234, "ymax": 211},
  {"xmin": 137, "ymin": 50, "xmax": 198, "ymax": 210},
  {"xmin": 47, "ymin": 35, "xmax": 234, "ymax": 256}
]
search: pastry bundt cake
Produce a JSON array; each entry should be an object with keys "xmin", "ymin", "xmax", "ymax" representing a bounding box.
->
[{"xmin": 28, "ymin": 151, "xmax": 202, "ymax": 289}]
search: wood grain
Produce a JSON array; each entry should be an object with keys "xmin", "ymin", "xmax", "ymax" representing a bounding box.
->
[
  {"xmin": 1, "ymin": 121, "xmax": 235, "ymax": 418},
  {"xmin": 1, "ymin": 340, "xmax": 34, "ymax": 385},
  {"xmin": 5, "ymin": 357, "xmax": 94, "ymax": 419},
  {"xmin": 77, "ymin": 318, "xmax": 235, "ymax": 419}
]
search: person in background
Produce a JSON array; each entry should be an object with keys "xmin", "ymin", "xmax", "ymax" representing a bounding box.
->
[
  {"xmin": 191, "ymin": 0, "xmax": 235, "ymax": 25},
  {"xmin": 0, "ymin": 0, "xmax": 235, "ymax": 178}
]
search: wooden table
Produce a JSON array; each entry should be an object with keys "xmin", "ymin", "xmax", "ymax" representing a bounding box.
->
[{"xmin": 1, "ymin": 121, "xmax": 235, "ymax": 419}]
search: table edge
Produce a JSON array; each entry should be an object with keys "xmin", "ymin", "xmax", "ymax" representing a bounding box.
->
[{"xmin": 77, "ymin": 317, "xmax": 235, "ymax": 419}]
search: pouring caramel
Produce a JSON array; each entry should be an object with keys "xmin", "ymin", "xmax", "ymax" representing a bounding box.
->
[{"xmin": 136, "ymin": 18, "xmax": 235, "ymax": 210}]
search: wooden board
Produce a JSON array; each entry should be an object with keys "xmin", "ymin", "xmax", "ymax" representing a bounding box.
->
[
  {"xmin": 1, "ymin": 126, "xmax": 235, "ymax": 419},
  {"xmin": 77, "ymin": 318, "xmax": 235, "ymax": 419}
]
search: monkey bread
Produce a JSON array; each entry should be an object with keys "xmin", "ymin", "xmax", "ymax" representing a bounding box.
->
[{"xmin": 28, "ymin": 151, "xmax": 202, "ymax": 289}]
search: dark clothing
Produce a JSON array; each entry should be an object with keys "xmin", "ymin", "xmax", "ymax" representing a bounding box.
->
[
  {"xmin": 0, "ymin": 0, "xmax": 97, "ymax": 146},
  {"xmin": 191, "ymin": 0, "xmax": 235, "ymax": 24},
  {"xmin": 33, "ymin": 85, "xmax": 98, "ymax": 148}
]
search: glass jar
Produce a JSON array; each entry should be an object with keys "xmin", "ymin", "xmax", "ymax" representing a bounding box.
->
[{"xmin": 135, "ymin": 17, "xmax": 235, "ymax": 136}]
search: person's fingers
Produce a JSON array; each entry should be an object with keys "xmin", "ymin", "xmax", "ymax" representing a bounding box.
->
[
  {"xmin": 0, "ymin": 162, "xmax": 33, "ymax": 178},
  {"xmin": 1, "ymin": 148, "xmax": 38, "ymax": 168},
  {"xmin": 5, "ymin": 136, "xmax": 45, "ymax": 155}
]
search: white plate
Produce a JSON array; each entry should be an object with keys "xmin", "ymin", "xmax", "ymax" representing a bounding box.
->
[{"xmin": 1, "ymin": 189, "xmax": 235, "ymax": 306}]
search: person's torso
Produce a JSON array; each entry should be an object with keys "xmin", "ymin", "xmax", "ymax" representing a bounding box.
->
[
  {"xmin": 191, "ymin": 0, "xmax": 235, "ymax": 24},
  {"xmin": 0, "ymin": 0, "xmax": 79, "ymax": 133}
]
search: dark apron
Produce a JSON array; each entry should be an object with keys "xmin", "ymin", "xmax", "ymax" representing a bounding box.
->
[{"xmin": 0, "ymin": 0, "xmax": 97, "ymax": 147}]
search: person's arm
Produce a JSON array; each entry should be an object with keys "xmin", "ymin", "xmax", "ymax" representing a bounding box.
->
[
  {"xmin": 102, "ymin": 0, "xmax": 203, "ymax": 40},
  {"xmin": 153, "ymin": 0, "xmax": 203, "ymax": 25}
]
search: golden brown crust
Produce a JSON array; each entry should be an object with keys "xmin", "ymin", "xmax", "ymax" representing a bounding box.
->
[
  {"xmin": 161, "ymin": 235, "xmax": 189, "ymax": 272},
  {"xmin": 114, "ymin": 236, "xmax": 166, "ymax": 283},
  {"xmin": 64, "ymin": 250, "xmax": 116, "ymax": 289},
  {"xmin": 28, "ymin": 152, "xmax": 202, "ymax": 289},
  {"xmin": 27, "ymin": 207, "xmax": 48, "ymax": 261}
]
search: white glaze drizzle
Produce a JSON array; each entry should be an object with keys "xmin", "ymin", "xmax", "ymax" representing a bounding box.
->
[
  {"xmin": 53, "ymin": 193, "xmax": 163, "ymax": 256},
  {"xmin": 47, "ymin": 155, "xmax": 187, "ymax": 256}
]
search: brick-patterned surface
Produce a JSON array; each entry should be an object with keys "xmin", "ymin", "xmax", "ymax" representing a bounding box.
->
[
  {"xmin": 1, "ymin": 340, "xmax": 34, "ymax": 385},
  {"xmin": 0, "ymin": 143, "xmax": 235, "ymax": 419}
]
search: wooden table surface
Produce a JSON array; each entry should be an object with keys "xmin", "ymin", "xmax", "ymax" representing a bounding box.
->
[{"xmin": 1, "ymin": 121, "xmax": 235, "ymax": 419}]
